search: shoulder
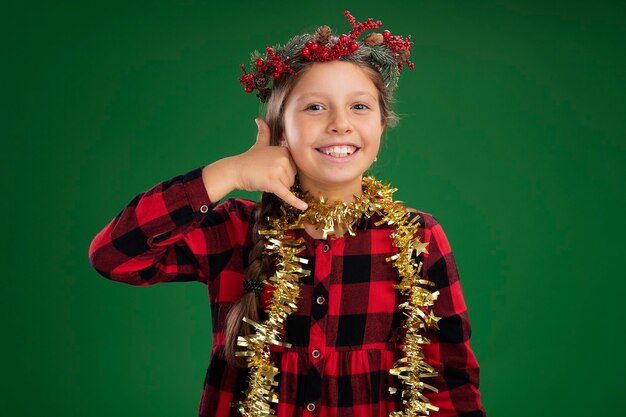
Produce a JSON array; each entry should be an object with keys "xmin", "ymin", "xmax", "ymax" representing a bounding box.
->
[
  {"xmin": 410, "ymin": 208, "xmax": 436, "ymax": 228},
  {"xmin": 404, "ymin": 207, "xmax": 451, "ymax": 251},
  {"xmin": 403, "ymin": 207, "xmax": 441, "ymax": 232}
]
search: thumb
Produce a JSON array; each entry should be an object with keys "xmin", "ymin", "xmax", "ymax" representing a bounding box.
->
[{"xmin": 254, "ymin": 118, "xmax": 271, "ymax": 146}]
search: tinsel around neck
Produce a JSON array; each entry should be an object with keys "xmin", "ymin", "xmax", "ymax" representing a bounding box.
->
[{"xmin": 280, "ymin": 176, "xmax": 393, "ymax": 239}]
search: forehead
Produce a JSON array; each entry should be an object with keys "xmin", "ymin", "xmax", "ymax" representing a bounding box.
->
[{"xmin": 289, "ymin": 61, "xmax": 378, "ymax": 98}]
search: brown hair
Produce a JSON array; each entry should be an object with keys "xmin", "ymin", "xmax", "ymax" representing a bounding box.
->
[{"xmin": 223, "ymin": 60, "xmax": 398, "ymax": 367}]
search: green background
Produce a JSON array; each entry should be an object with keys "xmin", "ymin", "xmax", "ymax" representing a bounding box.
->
[{"xmin": 4, "ymin": 0, "xmax": 625, "ymax": 415}]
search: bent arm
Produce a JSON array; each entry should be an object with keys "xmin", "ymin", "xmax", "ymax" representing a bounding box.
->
[{"xmin": 88, "ymin": 166, "xmax": 235, "ymax": 285}]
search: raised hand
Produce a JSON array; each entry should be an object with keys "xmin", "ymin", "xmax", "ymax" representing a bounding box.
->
[{"xmin": 201, "ymin": 118, "xmax": 308, "ymax": 210}]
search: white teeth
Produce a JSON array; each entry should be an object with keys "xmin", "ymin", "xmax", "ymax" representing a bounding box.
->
[{"xmin": 319, "ymin": 145, "xmax": 357, "ymax": 157}]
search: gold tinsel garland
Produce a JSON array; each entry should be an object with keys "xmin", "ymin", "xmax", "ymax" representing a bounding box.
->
[{"xmin": 235, "ymin": 176, "xmax": 440, "ymax": 416}]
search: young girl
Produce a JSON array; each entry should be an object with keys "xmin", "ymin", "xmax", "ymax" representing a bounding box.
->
[{"xmin": 89, "ymin": 11, "xmax": 485, "ymax": 417}]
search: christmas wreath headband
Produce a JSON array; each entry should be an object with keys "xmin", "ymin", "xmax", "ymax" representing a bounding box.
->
[{"xmin": 239, "ymin": 10, "xmax": 414, "ymax": 103}]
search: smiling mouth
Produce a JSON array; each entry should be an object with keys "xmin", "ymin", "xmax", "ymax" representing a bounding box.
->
[{"xmin": 316, "ymin": 145, "xmax": 359, "ymax": 157}]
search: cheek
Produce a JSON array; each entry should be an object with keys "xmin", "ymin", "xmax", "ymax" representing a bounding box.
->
[
  {"xmin": 289, "ymin": 153, "xmax": 312, "ymax": 177},
  {"xmin": 364, "ymin": 123, "xmax": 383, "ymax": 146},
  {"xmin": 284, "ymin": 135, "xmax": 305, "ymax": 153},
  {"xmin": 370, "ymin": 140, "xmax": 381, "ymax": 154},
  {"xmin": 284, "ymin": 120, "xmax": 315, "ymax": 150},
  {"xmin": 282, "ymin": 108, "xmax": 297, "ymax": 138},
  {"xmin": 282, "ymin": 116, "xmax": 302, "ymax": 143}
]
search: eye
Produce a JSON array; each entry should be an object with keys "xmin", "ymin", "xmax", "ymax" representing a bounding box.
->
[
  {"xmin": 353, "ymin": 103, "xmax": 370, "ymax": 110},
  {"xmin": 305, "ymin": 104, "xmax": 323, "ymax": 111}
]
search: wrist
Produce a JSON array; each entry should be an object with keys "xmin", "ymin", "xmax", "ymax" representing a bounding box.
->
[
  {"xmin": 201, "ymin": 157, "xmax": 238, "ymax": 202},
  {"xmin": 224, "ymin": 154, "xmax": 243, "ymax": 190}
]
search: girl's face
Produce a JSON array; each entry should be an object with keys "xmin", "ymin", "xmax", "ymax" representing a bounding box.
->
[{"xmin": 282, "ymin": 61, "xmax": 384, "ymax": 200}]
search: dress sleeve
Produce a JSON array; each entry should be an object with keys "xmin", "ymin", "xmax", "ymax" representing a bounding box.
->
[
  {"xmin": 88, "ymin": 166, "xmax": 251, "ymax": 286},
  {"xmin": 420, "ymin": 214, "xmax": 486, "ymax": 416}
]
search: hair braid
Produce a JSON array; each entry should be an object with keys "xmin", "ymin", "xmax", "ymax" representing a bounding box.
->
[{"xmin": 223, "ymin": 191, "xmax": 280, "ymax": 367}]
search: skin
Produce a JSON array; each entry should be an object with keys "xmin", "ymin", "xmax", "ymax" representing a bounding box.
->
[
  {"xmin": 201, "ymin": 61, "xmax": 385, "ymax": 237},
  {"xmin": 281, "ymin": 61, "xmax": 384, "ymax": 203}
]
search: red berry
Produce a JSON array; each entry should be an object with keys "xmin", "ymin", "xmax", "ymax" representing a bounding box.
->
[
  {"xmin": 348, "ymin": 41, "xmax": 358, "ymax": 52},
  {"xmin": 301, "ymin": 47, "xmax": 311, "ymax": 58},
  {"xmin": 255, "ymin": 58, "xmax": 264, "ymax": 67},
  {"xmin": 273, "ymin": 71, "xmax": 281, "ymax": 79},
  {"xmin": 382, "ymin": 30, "xmax": 391, "ymax": 39},
  {"xmin": 310, "ymin": 42, "xmax": 319, "ymax": 51},
  {"xmin": 245, "ymin": 86, "xmax": 253, "ymax": 93}
]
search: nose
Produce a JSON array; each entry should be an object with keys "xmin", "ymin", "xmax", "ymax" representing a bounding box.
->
[{"xmin": 327, "ymin": 109, "xmax": 353, "ymax": 135}]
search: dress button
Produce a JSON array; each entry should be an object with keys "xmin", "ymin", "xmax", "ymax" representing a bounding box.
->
[
  {"xmin": 322, "ymin": 244, "xmax": 330, "ymax": 253},
  {"xmin": 306, "ymin": 403, "xmax": 316, "ymax": 412},
  {"xmin": 316, "ymin": 296, "xmax": 326, "ymax": 305},
  {"xmin": 200, "ymin": 204, "xmax": 209, "ymax": 213},
  {"xmin": 311, "ymin": 349, "xmax": 321, "ymax": 359}
]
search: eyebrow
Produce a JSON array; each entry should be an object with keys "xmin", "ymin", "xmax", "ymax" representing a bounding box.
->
[{"xmin": 294, "ymin": 91, "xmax": 377, "ymax": 102}]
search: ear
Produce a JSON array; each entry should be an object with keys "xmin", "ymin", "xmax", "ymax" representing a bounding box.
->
[{"xmin": 280, "ymin": 134, "xmax": 288, "ymax": 148}]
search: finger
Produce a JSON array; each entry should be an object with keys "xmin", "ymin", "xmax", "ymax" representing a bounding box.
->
[
  {"xmin": 254, "ymin": 118, "xmax": 271, "ymax": 146},
  {"xmin": 273, "ymin": 183, "xmax": 308, "ymax": 211}
]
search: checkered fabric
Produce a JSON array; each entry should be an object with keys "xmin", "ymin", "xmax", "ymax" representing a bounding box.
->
[{"xmin": 88, "ymin": 167, "xmax": 486, "ymax": 417}]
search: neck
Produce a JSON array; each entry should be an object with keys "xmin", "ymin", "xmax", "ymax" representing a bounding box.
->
[
  {"xmin": 294, "ymin": 176, "xmax": 373, "ymax": 240},
  {"xmin": 298, "ymin": 176, "xmax": 364, "ymax": 204}
]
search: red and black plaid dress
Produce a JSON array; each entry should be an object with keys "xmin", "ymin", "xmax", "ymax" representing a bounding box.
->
[{"xmin": 88, "ymin": 167, "xmax": 486, "ymax": 417}]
